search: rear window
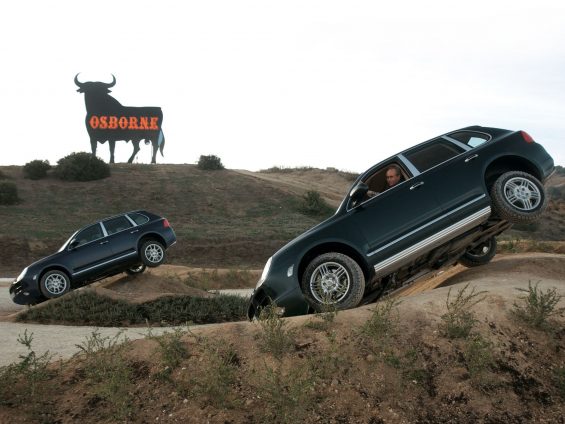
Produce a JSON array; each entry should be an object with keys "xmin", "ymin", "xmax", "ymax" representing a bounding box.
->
[
  {"xmin": 127, "ymin": 212, "xmax": 150, "ymax": 225},
  {"xmin": 448, "ymin": 131, "xmax": 490, "ymax": 148},
  {"xmin": 404, "ymin": 140, "xmax": 464, "ymax": 172}
]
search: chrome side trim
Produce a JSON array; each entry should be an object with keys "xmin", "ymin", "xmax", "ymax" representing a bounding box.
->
[
  {"xmin": 398, "ymin": 154, "xmax": 420, "ymax": 176},
  {"xmin": 73, "ymin": 251, "xmax": 138, "ymax": 276},
  {"xmin": 372, "ymin": 206, "xmax": 491, "ymax": 277},
  {"xmin": 368, "ymin": 194, "xmax": 487, "ymax": 257}
]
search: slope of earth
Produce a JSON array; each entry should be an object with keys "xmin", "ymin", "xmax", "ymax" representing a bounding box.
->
[
  {"xmin": 0, "ymin": 165, "xmax": 347, "ymax": 275},
  {"xmin": 0, "ymin": 254, "xmax": 563, "ymax": 423}
]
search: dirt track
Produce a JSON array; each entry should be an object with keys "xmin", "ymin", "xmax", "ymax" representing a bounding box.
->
[{"xmin": 0, "ymin": 253, "xmax": 563, "ymax": 367}]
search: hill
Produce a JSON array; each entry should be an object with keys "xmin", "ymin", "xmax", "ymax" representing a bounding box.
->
[{"xmin": 0, "ymin": 164, "xmax": 563, "ymax": 275}]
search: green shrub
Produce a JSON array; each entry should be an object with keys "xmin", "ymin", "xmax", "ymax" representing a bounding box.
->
[
  {"xmin": 511, "ymin": 281, "xmax": 564, "ymax": 329},
  {"xmin": 16, "ymin": 291, "xmax": 248, "ymax": 326},
  {"xmin": 54, "ymin": 152, "xmax": 110, "ymax": 181},
  {"xmin": 197, "ymin": 154, "xmax": 224, "ymax": 170},
  {"xmin": 0, "ymin": 181, "xmax": 18, "ymax": 205},
  {"xmin": 23, "ymin": 159, "xmax": 51, "ymax": 180},
  {"xmin": 257, "ymin": 302, "xmax": 295, "ymax": 359},
  {"xmin": 75, "ymin": 330, "xmax": 133, "ymax": 420},
  {"xmin": 441, "ymin": 284, "xmax": 486, "ymax": 339},
  {"xmin": 358, "ymin": 297, "xmax": 400, "ymax": 353},
  {"xmin": 298, "ymin": 190, "xmax": 334, "ymax": 216}
]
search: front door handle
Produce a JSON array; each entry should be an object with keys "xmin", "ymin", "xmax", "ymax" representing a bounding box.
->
[
  {"xmin": 410, "ymin": 182, "xmax": 424, "ymax": 191},
  {"xmin": 99, "ymin": 240, "xmax": 109, "ymax": 245},
  {"xmin": 465, "ymin": 154, "xmax": 479, "ymax": 163}
]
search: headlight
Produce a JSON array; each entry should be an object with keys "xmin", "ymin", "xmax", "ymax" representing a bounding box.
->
[
  {"xmin": 16, "ymin": 267, "xmax": 28, "ymax": 282},
  {"xmin": 256, "ymin": 257, "xmax": 272, "ymax": 289}
]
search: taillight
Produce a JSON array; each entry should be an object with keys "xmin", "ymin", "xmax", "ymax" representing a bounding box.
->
[
  {"xmin": 521, "ymin": 131, "xmax": 535, "ymax": 143},
  {"xmin": 163, "ymin": 219, "xmax": 170, "ymax": 228}
]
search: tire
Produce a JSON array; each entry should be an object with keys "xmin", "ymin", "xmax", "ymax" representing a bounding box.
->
[
  {"xmin": 490, "ymin": 171, "xmax": 547, "ymax": 224},
  {"xmin": 126, "ymin": 264, "xmax": 147, "ymax": 275},
  {"xmin": 40, "ymin": 270, "xmax": 71, "ymax": 299},
  {"xmin": 301, "ymin": 252, "xmax": 365, "ymax": 311},
  {"xmin": 140, "ymin": 240, "xmax": 166, "ymax": 267},
  {"xmin": 459, "ymin": 237, "xmax": 497, "ymax": 268}
]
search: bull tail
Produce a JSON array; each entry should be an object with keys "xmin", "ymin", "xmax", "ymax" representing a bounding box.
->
[{"xmin": 158, "ymin": 130, "xmax": 165, "ymax": 157}]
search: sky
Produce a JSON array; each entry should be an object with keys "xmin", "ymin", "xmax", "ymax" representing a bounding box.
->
[{"xmin": 1, "ymin": 0, "xmax": 564, "ymax": 173}]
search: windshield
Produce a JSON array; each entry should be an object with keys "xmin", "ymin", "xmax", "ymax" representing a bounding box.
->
[{"xmin": 58, "ymin": 230, "xmax": 79, "ymax": 252}]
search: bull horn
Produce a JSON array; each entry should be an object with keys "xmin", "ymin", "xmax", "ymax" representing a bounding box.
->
[
  {"xmin": 74, "ymin": 73, "xmax": 85, "ymax": 88},
  {"xmin": 106, "ymin": 74, "xmax": 116, "ymax": 88}
]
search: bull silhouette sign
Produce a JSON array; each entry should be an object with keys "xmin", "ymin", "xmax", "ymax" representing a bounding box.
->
[{"xmin": 75, "ymin": 74, "xmax": 165, "ymax": 164}]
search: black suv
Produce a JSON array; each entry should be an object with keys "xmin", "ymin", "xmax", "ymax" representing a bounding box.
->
[
  {"xmin": 10, "ymin": 210, "xmax": 176, "ymax": 305},
  {"xmin": 248, "ymin": 126, "xmax": 555, "ymax": 318}
]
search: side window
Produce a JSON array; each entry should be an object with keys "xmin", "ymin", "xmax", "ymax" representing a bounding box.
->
[
  {"xmin": 448, "ymin": 131, "xmax": 490, "ymax": 148},
  {"xmin": 75, "ymin": 224, "xmax": 104, "ymax": 247},
  {"xmin": 103, "ymin": 216, "xmax": 133, "ymax": 235},
  {"xmin": 404, "ymin": 140, "xmax": 464, "ymax": 172},
  {"xmin": 127, "ymin": 212, "xmax": 149, "ymax": 225}
]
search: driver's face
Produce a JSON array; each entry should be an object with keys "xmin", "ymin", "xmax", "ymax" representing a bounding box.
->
[{"xmin": 386, "ymin": 170, "xmax": 401, "ymax": 187}]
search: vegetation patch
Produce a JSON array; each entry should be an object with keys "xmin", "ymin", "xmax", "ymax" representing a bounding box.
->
[
  {"xmin": 0, "ymin": 330, "xmax": 55, "ymax": 421},
  {"xmin": 511, "ymin": 281, "xmax": 564, "ymax": 330},
  {"xmin": 185, "ymin": 268, "xmax": 257, "ymax": 290},
  {"xmin": 297, "ymin": 190, "xmax": 334, "ymax": 217},
  {"xmin": 75, "ymin": 330, "xmax": 134, "ymax": 420},
  {"xmin": 441, "ymin": 284, "xmax": 486, "ymax": 339},
  {"xmin": 197, "ymin": 154, "xmax": 224, "ymax": 170},
  {"xmin": 0, "ymin": 181, "xmax": 19, "ymax": 205},
  {"xmin": 16, "ymin": 291, "xmax": 248, "ymax": 326},
  {"xmin": 256, "ymin": 303, "xmax": 296, "ymax": 359},
  {"xmin": 23, "ymin": 159, "xmax": 51, "ymax": 180},
  {"xmin": 54, "ymin": 152, "xmax": 110, "ymax": 181}
]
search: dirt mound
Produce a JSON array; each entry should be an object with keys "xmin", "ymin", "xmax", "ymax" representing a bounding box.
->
[{"xmin": 2, "ymin": 258, "xmax": 563, "ymax": 423}]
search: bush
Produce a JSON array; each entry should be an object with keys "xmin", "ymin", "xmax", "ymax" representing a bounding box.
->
[
  {"xmin": 511, "ymin": 281, "xmax": 564, "ymax": 329},
  {"xmin": 0, "ymin": 181, "xmax": 18, "ymax": 205},
  {"xmin": 23, "ymin": 160, "xmax": 51, "ymax": 180},
  {"xmin": 441, "ymin": 284, "xmax": 486, "ymax": 339},
  {"xmin": 298, "ymin": 190, "xmax": 334, "ymax": 216},
  {"xmin": 54, "ymin": 152, "xmax": 110, "ymax": 181},
  {"xmin": 197, "ymin": 154, "xmax": 224, "ymax": 170}
]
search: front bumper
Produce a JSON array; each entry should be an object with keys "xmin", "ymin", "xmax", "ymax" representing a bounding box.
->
[
  {"xmin": 247, "ymin": 285, "xmax": 310, "ymax": 320},
  {"xmin": 9, "ymin": 277, "xmax": 42, "ymax": 305}
]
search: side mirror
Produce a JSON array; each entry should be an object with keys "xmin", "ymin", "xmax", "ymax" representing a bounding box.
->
[
  {"xmin": 69, "ymin": 240, "xmax": 79, "ymax": 250},
  {"xmin": 349, "ymin": 182, "xmax": 369, "ymax": 206}
]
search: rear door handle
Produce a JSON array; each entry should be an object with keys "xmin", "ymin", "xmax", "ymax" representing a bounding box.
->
[
  {"xmin": 99, "ymin": 240, "xmax": 109, "ymax": 245},
  {"xmin": 130, "ymin": 229, "xmax": 139, "ymax": 234},
  {"xmin": 465, "ymin": 154, "xmax": 479, "ymax": 163},
  {"xmin": 410, "ymin": 182, "xmax": 424, "ymax": 191}
]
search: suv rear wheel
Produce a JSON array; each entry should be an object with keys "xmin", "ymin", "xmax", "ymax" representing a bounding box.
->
[
  {"xmin": 140, "ymin": 240, "xmax": 166, "ymax": 267},
  {"xmin": 40, "ymin": 270, "xmax": 71, "ymax": 299},
  {"xmin": 491, "ymin": 171, "xmax": 547, "ymax": 223},
  {"xmin": 459, "ymin": 237, "xmax": 497, "ymax": 268},
  {"xmin": 301, "ymin": 252, "xmax": 365, "ymax": 311}
]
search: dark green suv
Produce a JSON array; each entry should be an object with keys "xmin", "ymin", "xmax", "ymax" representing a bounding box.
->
[{"xmin": 248, "ymin": 126, "xmax": 555, "ymax": 318}]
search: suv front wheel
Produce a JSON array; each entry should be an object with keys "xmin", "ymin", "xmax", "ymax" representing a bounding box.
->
[
  {"xmin": 491, "ymin": 171, "xmax": 547, "ymax": 224},
  {"xmin": 301, "ymin": 252, "xmax": 365, "ymax": 311},
  {"xmin": 40, "ymin": 270, "xmax": 71, "ymax": 299}
]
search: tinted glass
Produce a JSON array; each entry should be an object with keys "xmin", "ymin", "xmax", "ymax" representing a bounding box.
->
[
  {"xmin": 404, "ymin": 140, "xmax": 464, "ymax": 172},
  {"xmin": 103, "ymin": 216, "xmax": 133, "ymax": 235},
  {"xmin": 448, "ymin": 131, "xmax": 490, "ymax": 148},
  {"xmin": 75, "ymin": 224, "xmax": 104, "ymax": 247},
  {"xmin": 128, "ymin": 212, "xmax": 149, "ymax": 225}
]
